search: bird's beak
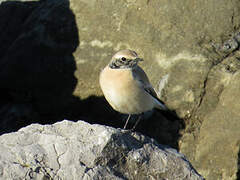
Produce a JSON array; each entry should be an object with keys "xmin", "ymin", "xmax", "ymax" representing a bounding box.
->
[{"xmin": 135, "ymin": 57, "xmax": 143, "ymax": 62}]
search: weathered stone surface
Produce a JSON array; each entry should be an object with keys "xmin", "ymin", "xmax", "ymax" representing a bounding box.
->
[
  {"xmin": 0, "ymin": 120, "xmax": 203, "ymax": 180},
  {"xmin": 70, "ymin": 0, "xmax": 240, "ymax": 116},
  {"xmin": 180, "ymin": 53, "xmax": 240, "ymax": 180}
]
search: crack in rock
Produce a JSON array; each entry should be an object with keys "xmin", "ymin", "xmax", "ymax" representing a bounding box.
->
[{"xmin": 53, "ymin": 143, "xmax": 66, "ymax": 179}]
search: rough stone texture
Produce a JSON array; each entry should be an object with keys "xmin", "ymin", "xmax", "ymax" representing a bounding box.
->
[
  {"xmin": 0, "ymin": 120, "xmax": 203, "ymax": 180},
  {"xmin": 180, "ymin": 53, "xmax": 240, "ymax": 180},
  {"xmin": 1, "ymin": 0, "xmax": 240, "ymax": 179}
]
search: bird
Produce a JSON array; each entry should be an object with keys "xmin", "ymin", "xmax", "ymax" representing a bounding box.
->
[{"xmin": 99, "ymin": 49, "xmax": 168, "ymax": 130}]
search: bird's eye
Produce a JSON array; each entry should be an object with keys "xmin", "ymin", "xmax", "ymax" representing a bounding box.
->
[{"xmin": 121, "ymin": 57, "xmax": 126, "ymax": 61}]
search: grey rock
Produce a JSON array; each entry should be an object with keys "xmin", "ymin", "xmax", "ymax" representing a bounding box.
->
[{"xmin": 0, "ymin": 120, "xmax": 203, "ymax": 180}]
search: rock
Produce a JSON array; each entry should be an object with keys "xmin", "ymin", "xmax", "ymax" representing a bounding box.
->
[
  {"xmin": 0, "ymin": 0, "xmax": 81, "ymax": 134},
  {"xmin": 0, "ymin": 0, "xmax": 79, "ymax": 120},
  {"xmin": 0, "ymin": 120, "xmax": 203, "ymax": 180},
  {"xmin": 70, "ymin": 0, "xmax": 240, "ymax": 117},
  {"xmin": 180, "ymin": 53, "xmax": 240, "ymax": 180}
]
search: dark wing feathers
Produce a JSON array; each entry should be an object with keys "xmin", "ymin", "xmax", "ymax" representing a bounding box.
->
[{"xmin": 132, "ymin": 66, "xmax": 167, "ymax": 110}]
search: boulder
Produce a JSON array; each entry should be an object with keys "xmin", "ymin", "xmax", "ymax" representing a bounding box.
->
[
  {"xmin": 0, "ymin": 120, "xmax": 203, "ymax": 180},
  {"xmin": 180, "ymin": 53, "xmax": 240, "ymax": 180}
]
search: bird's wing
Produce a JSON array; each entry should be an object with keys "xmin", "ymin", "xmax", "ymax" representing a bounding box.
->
[{"xmin": 132, "ymin": 66, "xmax": 168, "ymax": 110}]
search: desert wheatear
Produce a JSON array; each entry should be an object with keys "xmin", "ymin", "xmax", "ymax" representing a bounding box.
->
[{"xmin": 99, "ymin": 49, "xmax": 167, "ymax": 129}]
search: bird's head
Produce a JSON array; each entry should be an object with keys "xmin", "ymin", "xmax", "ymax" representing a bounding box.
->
[{"xmin": 109, "ymin": 49, "xmax": 143, "ymax": 69}]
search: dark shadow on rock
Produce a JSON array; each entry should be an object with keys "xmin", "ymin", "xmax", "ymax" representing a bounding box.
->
[
  {"xmin": 0, "ymin": 0, "xmax": 184, "ymax": 149},
  {"xmin": 68, "ymin": 95, "xmax": 184, "ymax": 150},
  {"xmin": 138, "ymin": 109, "xmax": 184, "ymax": 149},
  {"xmin": 0, "ymin": 0, "xmax": 79, "ymax": 133}
]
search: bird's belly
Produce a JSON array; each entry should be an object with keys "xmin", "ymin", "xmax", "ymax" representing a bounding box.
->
[{"xmin": 101, "ymin": 79, "xmax": 154, "ymax": 114}]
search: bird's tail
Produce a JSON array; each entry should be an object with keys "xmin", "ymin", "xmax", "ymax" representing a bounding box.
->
[
  {"xmin": 154, "ymin": 98, "xmax": 168, "ymax": 111},
  {"xmin": 154, "ymin": 98, "xmax": 179, "ymax": 121}
]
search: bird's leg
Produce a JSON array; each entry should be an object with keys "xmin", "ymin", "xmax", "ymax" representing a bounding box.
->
[
  {"xmin": 131, "ymin": 114, "xmax": 143, "ymax": 131},
  {"xmin": 123, "ymin": 114, "xmax": 131, "ymax": 129}
]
